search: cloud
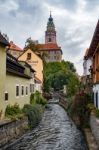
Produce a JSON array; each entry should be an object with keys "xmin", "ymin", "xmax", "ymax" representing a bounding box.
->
[{"xmin": 0, "ymin": 0, "xmax": 99, "ymax": 75}]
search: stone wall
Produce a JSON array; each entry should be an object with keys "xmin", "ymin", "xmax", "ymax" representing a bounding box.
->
[
  {"xmin": 0, "ymin": 118, "xmax": 28, "ymax": 148},
  {"xmin": 59, "ymin": 94, "xmax": 67, "ymax": 110},
  {"xmin": 90, "ymin": 114, "xmax": 99, "ymax": 146}
]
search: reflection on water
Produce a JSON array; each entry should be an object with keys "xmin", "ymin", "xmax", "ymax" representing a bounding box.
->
[{"xmin": 3, "ymin": 103, "xmax": 88, "ymax": 150}]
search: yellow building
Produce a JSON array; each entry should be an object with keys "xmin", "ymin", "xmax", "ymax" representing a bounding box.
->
[
  {"xmin": 0, "ymin": 33, "xmax": 35, "ymax": 118},
  {"xmin": 18, "ymin": 49, "xmax": 43, "ymax": 85}
]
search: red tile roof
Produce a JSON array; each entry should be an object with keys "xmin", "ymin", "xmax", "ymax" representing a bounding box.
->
[
  {"xmin": 37, "ymin": 43, "xmax": 61, "ymax": 51},
  {"xmin": 9, "ymin": 41, "xmax": 23, "ymax": 51}
]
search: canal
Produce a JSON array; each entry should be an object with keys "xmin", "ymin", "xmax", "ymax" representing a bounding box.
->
[{"xmin": 3, "ymin": 102, "xmax": 88, "ymax": 150}]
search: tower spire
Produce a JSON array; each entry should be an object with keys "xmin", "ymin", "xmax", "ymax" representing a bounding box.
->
[{"xmin": 45, "ymin": 13, "xmax": 56, "ymax": 44}]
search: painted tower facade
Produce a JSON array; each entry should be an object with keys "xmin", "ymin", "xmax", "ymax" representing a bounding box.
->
[
  {"xmin": 38, "ymin": 13, "xmax": 62, "ymax": 62},
  {"xmin": 45, "ymin": 13, "xmax": 56, "ymax": 44}
]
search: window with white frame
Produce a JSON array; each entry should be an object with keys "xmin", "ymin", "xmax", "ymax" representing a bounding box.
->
[
  {"xmin": 32, "ymin": 84, "xmax": 34, "ymax": 93},
  {"xmin": 30, "ymin": 84, "xmax": 34, "ymax": 93},
  {"xmin": 30, "ymin": 84, "xmax": 32, "ymax": 93},
  {"xmin": 26, "ymin": 86, "xmax": 28, "ymax": 95},
  {"xmin": 21, "ymin": 86, "xmax": 24, "ymax": 96},
  {"xmin": 16, "ymin": 85, "xmax": 19, "ymax": 97}
]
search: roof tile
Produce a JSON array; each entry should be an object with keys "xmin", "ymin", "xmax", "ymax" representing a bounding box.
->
[
  {"xmin": 9, "ymin": 41, "xmax": 23, "ymax": 51},
  {"xmin": 37, "ymin": 43, "xmax": 61, "ymax": 50}
]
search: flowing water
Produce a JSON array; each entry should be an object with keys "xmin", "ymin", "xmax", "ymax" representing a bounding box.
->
[{"xmin": 2, "ymin": 99, "xmax": 88, "ymax": 150}]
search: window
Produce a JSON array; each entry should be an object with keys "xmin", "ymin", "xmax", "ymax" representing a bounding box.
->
[
  {"xmin": 16, "ymin": 85, "xmax": 19, "ymax": 97},
  {"xmin": 96, "ymin": 92, "xmax": 98, "ymax": 108},
  {"xmin": 32, "ymin": 84, "xmax": 34, "ymax": 93},
  {"xmin": 21, "ymin": 86, "xmax": 24, "ymax": 96},
  {"xmin": 30, "ymin": 84, "xmax": 32, "ymax": 93},
  {"xmin": 5, "ymin": 92, "xmax": 8, "ymax": 101},
  {"xmin": 49, "ymin": 38, "xmax": 51, "ymax": 42},
  {"xmin": 92, "ymin": 92, "xmax": 94, "ymax": 104},
  {"xmin": 27, "ymin": 53, "xmax": 31, "ymax": 60},
  {"xmin": 54, "ymin": 56, "xmax": 56, "ymax": 59},
  {"xmin": 30, "ymin": 84, "xmax": 34, "ymax": 93},
  {"xmin": 26, "ymin": 86, "xmax": 28, "ymax": 95}
]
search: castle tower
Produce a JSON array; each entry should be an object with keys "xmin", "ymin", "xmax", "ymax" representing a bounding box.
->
[{"xmin": 45, "ymin": 12, "xmax": 56, "ymax": 44}]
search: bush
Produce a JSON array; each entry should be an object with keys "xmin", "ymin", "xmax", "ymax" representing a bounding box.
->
[
  {"xmin": 66, "ymin": 92, "xmax": 92, "ymax": 127},
  {"xmin": 5, "ymin": 103, "xmax": 22, "ymax": 118},
  {"xmin": 95, "ymin": 109, "xmax": 99, "ymax": 118},
  {"xmin": 23, "ymin": 104, "xmax": 43, "ymax": 129},
  {"xmin": 87, "ymin": 103, "xmax": 96, "ymax": 113},
  {"xmin": 30, "ymin": 93, "xmax": 35, "ymax": 104},
  {"xmin": 30, "ymin": 91, "xmax": 47, "ymax": 106}
]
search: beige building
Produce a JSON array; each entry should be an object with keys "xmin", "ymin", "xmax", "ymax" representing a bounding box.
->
[
  {"xmin": 18, "ymin": 49, "xmax": 43, "ymax": 85},
  {"xmin": 0, "ymin": 33, "xmax": 35, "ymax": 118}
]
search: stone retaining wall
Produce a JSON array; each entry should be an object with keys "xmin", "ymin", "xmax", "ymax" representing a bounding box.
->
[
  {"xmin": 90, "ymin": 114, "xmax": 99, "ymax": 147},
  {"xmin": 59, "ymin": 96, "xmax": 67, "ymax": 110},
  {"xmin": 0, "ymin": 118, "xmax": 28, "ymax": 148}
]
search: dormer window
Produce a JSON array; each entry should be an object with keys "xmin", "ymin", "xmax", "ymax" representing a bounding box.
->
[{"xmin": 27, "ymin": 53, "xmax": 31, "ymax": 60}]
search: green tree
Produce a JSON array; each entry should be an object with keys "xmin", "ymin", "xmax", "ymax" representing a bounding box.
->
[
  {"xmin": 66, "ymin": 72, "xmax": 79, "ymax": 96},
  {"xmin": 43, "ymin": 61, "xmax": 79, "ymax": 95},
  {"xmin": 24, "ymin": 38, "xmax": 48, "ymax": 62},
  {"xmin": 24, "ymin": 37, "xmax": 39, "ymax": 52}
]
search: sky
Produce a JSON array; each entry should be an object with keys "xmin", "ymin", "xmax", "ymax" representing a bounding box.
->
[{"xmin": 0, "ymin": 0, "xmax": 99, "ymax": 75}]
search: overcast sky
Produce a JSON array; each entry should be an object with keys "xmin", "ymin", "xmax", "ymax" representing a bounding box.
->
[{"xmin": 0, "ymin": 0, "xmax": 99, "ymax": 75}]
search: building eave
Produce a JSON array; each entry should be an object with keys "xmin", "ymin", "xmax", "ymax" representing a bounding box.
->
[{"xmin": 6, "ymin": 69, "xmax": 31, "ymax": 79}]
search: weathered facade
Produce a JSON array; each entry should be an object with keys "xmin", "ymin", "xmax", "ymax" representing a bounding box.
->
[
  {"xmin": 83, "ymin": 49, "xmax": 92, "ymax": 92},
  {"xmin": 0, "ymin": 34, "xmax": 35, "ymax": 118},
  {"xmin": 83, "ymin": 49, "xmax": 92, "ymax": 76},
  {"xmin": 0, "ymin": 33, "xmax": 9, "ymax": 118},
  {"xmin": 83, "ymin": 20, "xmax": 99, "ymax": 108}
]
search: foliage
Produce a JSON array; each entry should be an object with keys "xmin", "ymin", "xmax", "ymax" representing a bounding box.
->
[
  {"xmin": 5, "ymin": 103, "xmax": 23, "ymax": 119},
  {"xmin": 61, "ymin": 60, "xmax": 76, "ymax": 72},
  {"xmin": 87, "ymin": 103, "xmax": 99, "ymax": 118},
  {"xmin": 24, "ymin": 37, "xmax": 39, "ymax": 52},
  {"xmin": 87, "ymin": 103, "xmax": 96, "ymax": 113},
  {"xmin": 66, "ymin": 72, "xmax": 79, "ymax": 97},
  {"xmin": 65, "ymin": 97, "xmax": 73, "ymax": 115},
  {"xmin": 24, "ymin": 37, "xmax": 48, "ymax": 62},
  {"xmin": 66, "ymin": 92, "xmax": 92, "ymax": 127},
  {"xmin": 95, "ymin": 109, "xmax": 99, "ymax": 118},
  {"xmin": 23, "ymin": 104, "xmax": 43, "ymax": 129},
  {"xmin": 43, "ymin": 60, "xmax": 79, "ymax": 95},
  {"xmin": 30, "ymin": 91, "xmax": 47, "ymax": 106}
]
